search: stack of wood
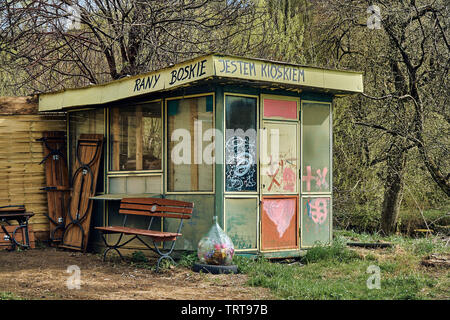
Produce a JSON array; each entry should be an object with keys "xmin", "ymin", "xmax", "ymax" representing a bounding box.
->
[{"xmin": 421, "ymin": 254, "xmax": 450, "ymax": 268}]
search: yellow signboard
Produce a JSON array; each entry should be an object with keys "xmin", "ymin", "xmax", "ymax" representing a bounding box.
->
[{"xmin": 38, "ymin": 54, "xmax": 363, "ymax": 111}]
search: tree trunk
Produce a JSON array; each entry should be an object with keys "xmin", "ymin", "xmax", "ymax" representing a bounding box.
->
[{"xmin": 380, "ymin": 144, "xmax": 407, "ymax": 235}]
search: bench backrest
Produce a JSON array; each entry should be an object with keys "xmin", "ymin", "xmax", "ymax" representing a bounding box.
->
[{"xmin": 119, "ymin": 198, "xmax": 194, "ymax": 219}]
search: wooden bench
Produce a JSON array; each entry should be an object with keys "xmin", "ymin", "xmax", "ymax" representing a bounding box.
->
[{"xmin": 95, "ymin": 197, "xmax": 194, "ymax": 272}]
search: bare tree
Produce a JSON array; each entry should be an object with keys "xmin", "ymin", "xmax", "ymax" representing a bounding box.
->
[
  {"xmin": 0, "ymin": 0, "xmax": 260, "ymax": 93},
  {"xmin": 305, "ymin": 0, "xmax": 449, "ymax": 234}
]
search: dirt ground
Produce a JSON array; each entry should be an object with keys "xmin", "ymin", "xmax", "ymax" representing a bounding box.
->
[{"xmin": 0, "ymin": 247, "xmax": 273, "ymax": 300}]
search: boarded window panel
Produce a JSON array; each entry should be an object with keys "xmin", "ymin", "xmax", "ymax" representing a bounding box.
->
[
  {"xmin": 163, "ymin": 194, "xmax": 215, "ymax": 250},
  {"xmin": 261, "ymin": 122, "xmax": 298, "ymax": 194},
  {"xmin": 225, "ymin": 95, "xmax": 257, "ymax": 192},
  {"xmin": 108, "ymin": 176, "xmax": 126, "ymax": 194},
  {"xmin": 302, "ymin": 103, "xmax": 331, "ymax": 193},
  {"xmin": 167, "ymin": 96, "xmax": 214, "ymax": 192},
  {"xmin": 301, "ymin": 197, "xmax": 331, "ymax": 247},
  {"xmin": 108, "ymin": 175, "xmax": 162, "ymax": 194},
  {"xmin": 263, "ymin": 99, "xmax": 298, "ymax": 120},
  {"xmin": 261, "ymin": 196, "xmax": 298, "ymax": 251},
  {"xmin": 145, "ymin": 175, "xmax": 162, "ymax": 194},
  {"xmin": 225, "ymin": 198, "xmax": 258, "ymax": 250}
]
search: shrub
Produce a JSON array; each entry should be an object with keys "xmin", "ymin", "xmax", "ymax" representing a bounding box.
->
[
  {"xmin": 131, "ymin": 250, "xmax": 148, "ymax": 263},
  {"xmin": 301, "ymin": 239, "xmax": 361, "ymax": 264}
]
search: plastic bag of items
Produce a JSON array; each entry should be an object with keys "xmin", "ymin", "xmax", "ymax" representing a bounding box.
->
[{"xmin": 197, "ymin": 216, "xmax": 234, "ymax": 265}]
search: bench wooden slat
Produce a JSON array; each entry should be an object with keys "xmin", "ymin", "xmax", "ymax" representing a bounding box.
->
[
  {"xmin": 118, "ymin": 209, "xmax": 190, "ymax": 220},
  {"xmin": 120, "ymin": 203, "xmax": 193, "ymax": 214},
  {"xmin": 95, "ymin": 226, "xmax": 180, "ymax": 241},
  {"xmin": 121, "ymin": 198, "xmax": 194, "ymax": 208}
]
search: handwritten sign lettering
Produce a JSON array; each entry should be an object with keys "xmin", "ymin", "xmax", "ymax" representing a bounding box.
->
[
  {"xmin": 130, "ymin": 56, "xmax": 308, "ymax": 96},
  {"xmin": 216, "ymin": 58, "xmax": 305, "ymax": 83},
  {"xmin": 218, "ymin": 59, "xmax": 257, "ymax": 76},
  {"xmin": 169, "ymin": 59, "xmax": 208, "ymax": 86},
  {"xmin": 133, "ymin": 74, "xmax": 161, "ymax": 92}
]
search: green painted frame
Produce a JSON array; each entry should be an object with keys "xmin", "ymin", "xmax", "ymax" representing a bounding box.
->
[{"xmin": 299, "ymin": 99, "xmax": 333, "ymax": 248}]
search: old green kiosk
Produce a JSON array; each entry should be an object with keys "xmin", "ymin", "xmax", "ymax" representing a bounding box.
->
[{"xmin": 38, "ymin": 54, "xmax": 363, "ymax": 258}]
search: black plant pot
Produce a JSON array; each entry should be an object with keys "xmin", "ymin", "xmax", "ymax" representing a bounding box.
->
[{"xmin": 193, "ymin": 262, "xmax": 238, "ymax": 274}]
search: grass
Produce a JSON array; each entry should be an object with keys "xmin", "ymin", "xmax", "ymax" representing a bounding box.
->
[
  {"xmin": 232, "ymin": 232, "xmax": 449, "ymax": 300},
  {"xmin": 100, "ymin": 234, "xmax": 449, "ymax": 299},
  {"xmin": 0, "ymin": 292, "xmax": 22, "ymax": 300}
]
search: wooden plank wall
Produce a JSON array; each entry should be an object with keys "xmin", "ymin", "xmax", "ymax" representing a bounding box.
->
[{"xmin": 0, "ymin": 96, "xmax": 66, "ymax": 240}]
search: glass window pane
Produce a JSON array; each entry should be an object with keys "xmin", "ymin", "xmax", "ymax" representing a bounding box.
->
[
  {"xmin": 167, "ymin": 96, "xmax": 214, "ymax": 192},
  {"xmin": 301, "ymin": 197, "xmax": 331, "ymax": 246},
  {"xmin": 302, "ymin": 102, "xmax": 331, "ymax": 193},
  {"xmin": 263, "ymin": 98, "xmax": 298, "ymax": 120},
  {"xmin": 261, "ymin": 121, "xmax": 298, "ymax": 194},
  {"xmin": 110, "ymin": 101, "xmax": 162, "ymax": 171},
  {"xmin": 225, "ymin": 95, "xmax": 257, "ymax": 192},
  {"xmin": 261, "ymin": 196, "xmax": 299, "ymax": 250},
  {"xmin": 225, "ymin": 198, "xmax": 258, "ymax": 250}
]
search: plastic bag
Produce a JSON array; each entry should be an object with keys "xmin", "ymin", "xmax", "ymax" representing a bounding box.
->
[{"xmin": 197, "ymin": 216, "xmax": 235, "ymax": 265}]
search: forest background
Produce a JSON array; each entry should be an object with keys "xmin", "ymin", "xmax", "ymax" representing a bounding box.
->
[{"xmin": 0, "ymin": 0, "xmax": 448, "ymax": 236}]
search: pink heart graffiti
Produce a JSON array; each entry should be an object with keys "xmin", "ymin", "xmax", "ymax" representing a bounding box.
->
[{"xmin": 264, "ymin": 199, "xmax": 296, "ymax": 238}]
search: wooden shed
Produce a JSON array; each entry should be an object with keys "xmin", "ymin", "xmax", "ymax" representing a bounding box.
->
[
  {"xmin": 38, "ymin": 54, "xmax": 363, "ymax": 258},
  {"xmin": 0, "ymin": 96, "xmax": 66, "ymax": 240}
]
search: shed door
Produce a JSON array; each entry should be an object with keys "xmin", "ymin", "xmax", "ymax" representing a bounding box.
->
[{"xmin": 260, "ymin": 120, "xmax": 299, "ymax": 251}]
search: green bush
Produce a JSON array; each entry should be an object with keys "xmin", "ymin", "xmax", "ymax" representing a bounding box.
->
[
  {"xmin": 301, "ymin": 239, "xmax": 361, "ymax": 264},
  {"xmin": 131, "ymin": 250, "xmax": 148, "ymax": 263},
  {"xmin": 178, "ymin": 252, "xmax": 198, "ymax": 268},
  {"xmin": 334, "ymin": 203, "xmax": 449, "ymax": 235},
  {"xmin": 333, "ymin": 208, "xmax": 381, "ymax": 233}
]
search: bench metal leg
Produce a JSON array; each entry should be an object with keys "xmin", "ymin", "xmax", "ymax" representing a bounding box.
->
[
  {"xmin": 156, "ymin": 253, "xmax": 176, "ymax": 273},
  {"xmin": 100, "ymin": 232, "xmax": 137, "ymax": 262},
  {"xmin": 99, "ymin": 232, "xmax": 180, "ymax": 272},
  {"xmin": 155, "ymin": 240, "xmax": 178, "ymax": 272},
  {"xmin": 134, "ymin": 236, "xmax": 178, "ymax": 273}
]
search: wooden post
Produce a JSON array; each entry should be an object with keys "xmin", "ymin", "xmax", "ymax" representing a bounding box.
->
[
  {"xmin": 136, "ymin": 105, "xmax": 143, "ymax": 171},
  {"xmin": 169, "ymin": 113, "xmax": 175, "ymax": 191},
  {"xmin": 190, "ymin": 99, "xmax": 199, "ymax": 191},
  {"xmin": 111, "ymin": 107, "xmax": 120, "ymax": 170}
]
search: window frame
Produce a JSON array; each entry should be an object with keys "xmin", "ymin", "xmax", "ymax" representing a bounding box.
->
[
  {"xmin": 223, "ymin": 93, "xmax": 260, "ymax": 196},
  {"xmin": 164, "ymin": 92, "xmax": 216, "ymax": 195},
  {"xmin": 106, "ymin": 99, "xmax": 164, "ymax": 176},
  {"xmin": 223, "ymin": 195, "xmax": 260, "ymax": 253},
  {"xmin": 300, "ymin": 100, "xmax": 332, "ymax": 195},
  {"xmin": 261, "ymin": 94, "xmax": 299, "ymax": 122}
]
